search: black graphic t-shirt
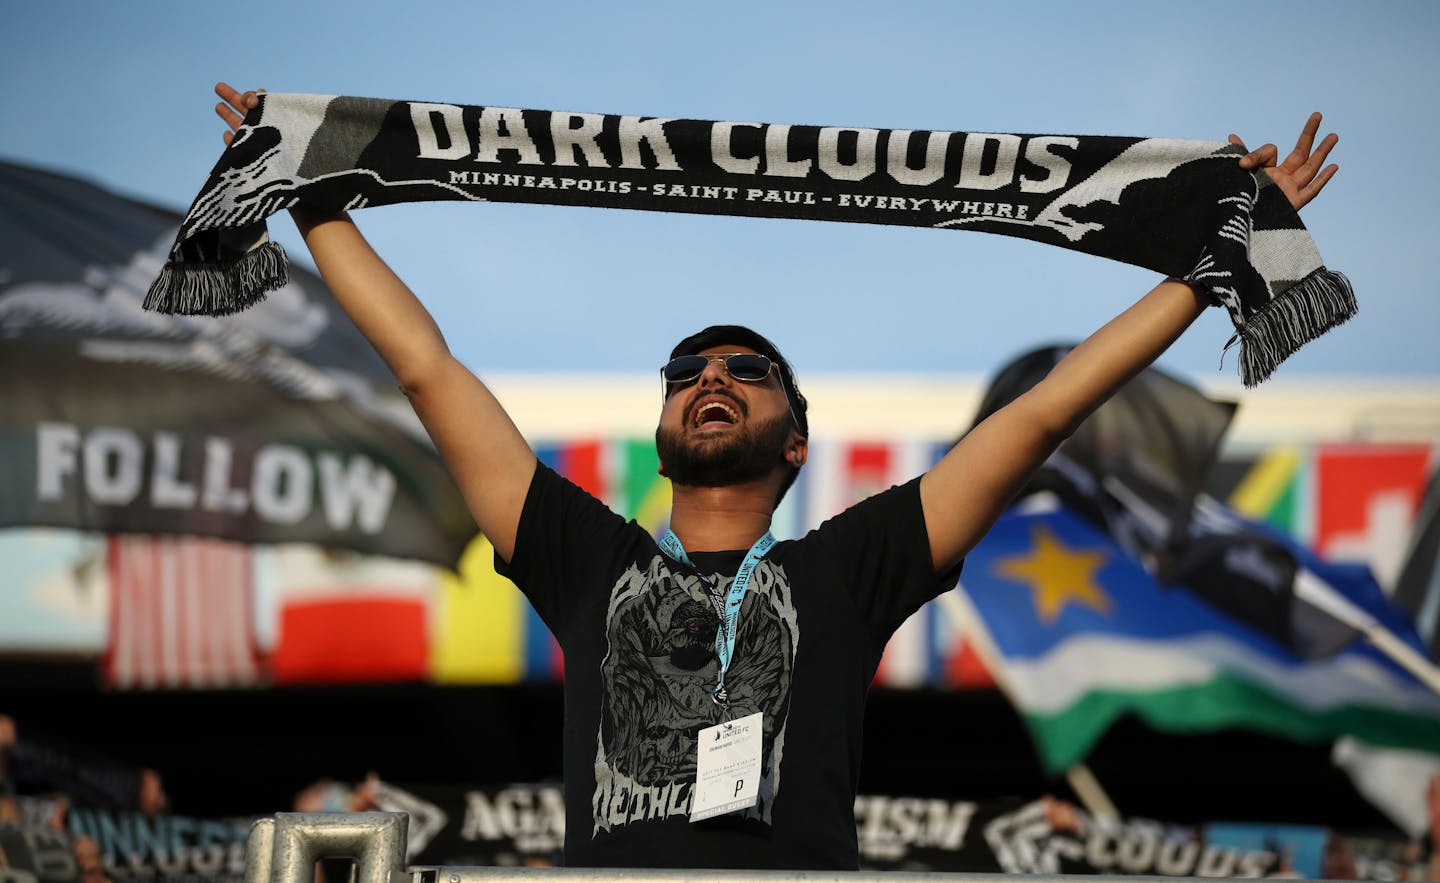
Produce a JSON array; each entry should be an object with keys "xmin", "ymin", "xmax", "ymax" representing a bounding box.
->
[{"xmin": 496, "ymin": 463, "xmax": 961, "ymax": 869}]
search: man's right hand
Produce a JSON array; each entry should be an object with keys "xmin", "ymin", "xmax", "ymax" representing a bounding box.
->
[
  {"xmin": 200, "ymin": 81, "xmax": 537, "ymax": 561},
  {"xmin": 214, "ymin": 82, "xmax": 261, "ymax": 145}
]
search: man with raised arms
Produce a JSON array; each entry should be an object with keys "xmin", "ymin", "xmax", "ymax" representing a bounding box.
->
[{"xmin": 213, "ymin": 83, "xmax": 1337, "ymax": 870}]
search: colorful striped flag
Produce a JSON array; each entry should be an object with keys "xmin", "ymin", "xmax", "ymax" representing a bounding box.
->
[
  {"xmin": 955, "ymin": 497, "xmax": 1440, "ymax": 774},
  {"xmin": 620, "ymin": 439, "xmax": 672, "ymax": 537},
  {"xmin": 102, "ymin": 534, "xmax": 262, "ymax": 688},
  {"xmin": 1228, "ymin": 446, "xmax": 1306, "ymax": 535},
  {"xmin": 1228, "ymin": 443, "xmax": 1433, "ymax": 591}
]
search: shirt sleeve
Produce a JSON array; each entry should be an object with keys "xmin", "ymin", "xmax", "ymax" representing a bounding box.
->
[
  {"xmin": 493, "ymin": 462, "xmax": 636, "ymax": 637},
  {"xmin": 801, "ymin": 476, "xmax": 962, "ymax": 642}
]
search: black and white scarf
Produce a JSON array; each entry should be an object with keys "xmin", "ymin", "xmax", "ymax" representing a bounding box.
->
[{"xmin": 147, "ymin": 92, "xmax": 1355, "ymax": 386}]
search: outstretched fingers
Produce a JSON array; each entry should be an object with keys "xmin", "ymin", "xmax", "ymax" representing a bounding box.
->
[
  {"xmin": 213, "ymin": 82, "xmax": 262, "ymax": 144},
  {"xmin": 1232, "ymin": 112, "xmax": 1340, "ymax": 210},
  {"xmin": 1292, "ymin": 131, "xmax": 1339, "ymax": 186},
  {"xmin": 1294, "ymin": 163, "xmax": 1339, "ymax": 207},
  {"xmin": 1284, "ymin": 113, "xmax": 1340, "ymax": 207}
]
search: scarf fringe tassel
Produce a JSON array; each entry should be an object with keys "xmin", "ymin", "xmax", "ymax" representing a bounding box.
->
[
  {"xmin": 1234, "ymin": 268, "xmax": 1356, "ymax": 388},
  {"xmin": 143, "ymin": 241, "xmax": 289, "ymax": 316}
]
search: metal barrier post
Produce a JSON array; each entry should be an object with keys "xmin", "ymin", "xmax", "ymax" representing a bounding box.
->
[{"xmin": 243, "ymin": 813, "xmax": 408, "ymax": 883}]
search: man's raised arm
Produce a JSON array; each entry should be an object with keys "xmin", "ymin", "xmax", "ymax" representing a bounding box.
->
[
  {"xmin": 215, "ymin": 84, "xmax": 537, "ymax": 562},
  {"xmin": 919, "ymin": 112, "xmax": 1339, "ymax": 575}
]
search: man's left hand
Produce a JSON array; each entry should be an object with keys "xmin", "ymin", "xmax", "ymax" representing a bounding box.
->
[{"xmin": 1232, "ymin": 111, "xmax": 1339, "ymax": 211}]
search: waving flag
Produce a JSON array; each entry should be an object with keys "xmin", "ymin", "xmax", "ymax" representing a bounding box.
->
[
  {"xmin": 1395, "ymin": 462, "xmax": 1440, "ymax": 660},
  {"xmin": 0, "ymin": 158, "xmax": 475, "ymax": 566},
  {"xmin": 966, "ymin": 344, "xmax": 1237, "ymax": 580},
  {"xmin": 953, "ymin": 497, "xmax": 1440, "ymax": 774},
  {"xmin": 967, "ymin": 346, "xmax": 1432, "ymax": 666}
]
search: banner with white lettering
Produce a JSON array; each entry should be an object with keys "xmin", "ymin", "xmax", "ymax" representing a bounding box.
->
[
  {"xmin": 378, "ymin": 783, "xmax": 1424, "ymax": 878},
  {"xmin": 0, "ymin": 789, "xmax": 1423, "ymax": 880},
  {"xmin": 0, "ymin": 159, "xmax": 475, "ymax": 566},
  {"xmin": 150, "ymin": 93, "xmax": 1356, "ymax": 388},
  {"xmin": 0, "ymin": 807, "xmax": 251, "ymax": 883}
]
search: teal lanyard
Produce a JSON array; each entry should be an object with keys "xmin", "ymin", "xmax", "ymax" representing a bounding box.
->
[{"xmin": 658, "ymin": 529, "xmax": 776, "ymax": 706}]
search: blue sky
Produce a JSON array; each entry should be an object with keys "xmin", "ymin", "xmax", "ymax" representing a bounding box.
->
[{"xmin": 4, "ymin": 0, "xmax": 1437, "ymax": 383}]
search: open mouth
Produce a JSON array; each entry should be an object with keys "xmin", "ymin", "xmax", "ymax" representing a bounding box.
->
[{"xmin": 692, "ymin": 399, "xmax": 740, "ymax": 430}]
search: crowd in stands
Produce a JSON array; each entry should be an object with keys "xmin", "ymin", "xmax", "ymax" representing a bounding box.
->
[
  {"xmin": 3, "ymin": 712, "xmax": 1438, "ymax": 880},
  {"xmin": 2, "ymin": 713, "xmax": 168, "ymax": 883}
]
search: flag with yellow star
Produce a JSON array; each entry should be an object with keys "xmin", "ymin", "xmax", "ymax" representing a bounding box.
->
[{"xmin": 951, "ymin": 499, "xmax": 1440, "ymax": 775}]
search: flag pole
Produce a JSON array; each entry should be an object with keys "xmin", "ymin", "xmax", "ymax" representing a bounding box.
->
[
  {"xmin": 1065, "ymin": 763, "xmax": 1120, "ymax": 822},
  {"xmin": 1361, "ymin": 624, "xmax": 1440, "ymax": 696},
  {"xmin": 1295, "ymin": 569, "xmax": 1440, "ymax": 697}
]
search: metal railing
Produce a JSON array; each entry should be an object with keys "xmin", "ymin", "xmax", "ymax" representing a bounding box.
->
[{"xmin": 242, "ymin": 812, "xmax": 1282, "ymax": 883}]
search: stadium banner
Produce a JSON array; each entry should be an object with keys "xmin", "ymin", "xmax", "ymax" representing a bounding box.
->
[
  {"xmin": 2, "ymin": 785, "xmax": 1427, "ymax": 880},
  {"xmin": 0, "ymin": 159, "xmax": 475, "ymax": 568}
]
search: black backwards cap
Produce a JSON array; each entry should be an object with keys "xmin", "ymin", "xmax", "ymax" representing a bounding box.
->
[{"xmin": 668, "ymin": 324, "xmax": 808, "ymax": 439}]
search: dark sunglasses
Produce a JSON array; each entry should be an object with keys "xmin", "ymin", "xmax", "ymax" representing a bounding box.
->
[
  {"xmin": 660, "ymin": 351, "xmax": 805, "ymax": 436},
  {"xmin": 660, "ymin": 353, "xmax": 777, "ymax": 396}
]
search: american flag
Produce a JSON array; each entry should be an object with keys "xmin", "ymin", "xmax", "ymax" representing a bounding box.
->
[{"xmin": 102, "ymin": 535, "xmax": 263, "ymax": 688}]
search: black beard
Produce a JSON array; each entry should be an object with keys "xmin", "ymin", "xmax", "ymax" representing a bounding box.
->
[{"xmin": 656, "ymin": 411, "xmax": 793, "ymax": 489}]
